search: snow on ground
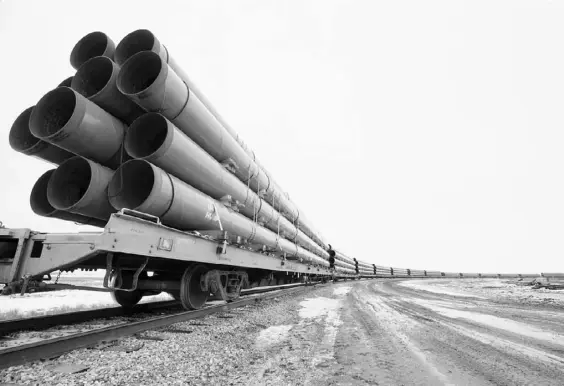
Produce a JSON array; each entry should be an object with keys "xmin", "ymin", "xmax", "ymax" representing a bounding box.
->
[
  {"xmin": 411, "ymin": 298, "xmax": 564, "ymax": 344},
  {"xmin": 298, "ymin": 296, "xmax": 344, "ymax": 367},
  {"xmin": 398, "ymin": 278, "xmax": 564, "ymax": 307},
  {"xmin": 0, "ymin": 274, "xmax": 173, "ymax": 321},
  {"xmin": 398, "ymin": 280, "xmax": 486, "ymax": 299},
  {"xmin": 333, "ymin": 286, "xmax": 352, "ymax": 296},
  {"xmin": 298, "ymin": 297, "xmax": 341, "ymax": 319},
  {"xmin": 255, "ymin": 325, "xmax": 293, "ymax": 349}
]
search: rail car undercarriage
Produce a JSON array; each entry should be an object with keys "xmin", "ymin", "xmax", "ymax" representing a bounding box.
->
[{"xmin": 0, "ymin": 210, "xmax": 357, "ymax": 310}]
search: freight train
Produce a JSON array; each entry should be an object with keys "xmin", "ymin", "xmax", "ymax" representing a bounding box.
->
[{"xmin": 0, "ymin": 30, "xmax": 537, "ymax": 311}]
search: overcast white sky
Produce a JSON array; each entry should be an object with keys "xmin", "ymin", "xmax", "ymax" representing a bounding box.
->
[{"xmin": 0, "ymin": 0, "xmax": 563, "ymax": 274}]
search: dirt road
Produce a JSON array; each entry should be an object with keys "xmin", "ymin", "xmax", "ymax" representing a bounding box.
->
[
  {"xmin": 247, "ymin": 279, "xmax": 564, "ymax": 386},
  {"xmin": 3, "ymin": 279, "xmax": 563, "ymax": 385}
]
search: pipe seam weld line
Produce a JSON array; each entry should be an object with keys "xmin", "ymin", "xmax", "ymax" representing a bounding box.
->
[{"xmin": 160, "ymin": 172, "xmax": 176, "ymax": 219}]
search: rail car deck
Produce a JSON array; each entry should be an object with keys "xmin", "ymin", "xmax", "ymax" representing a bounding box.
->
[
  {"xmin": 1, "ymin": 210, "xmax": 332, "ymax": 283},
  {"xmin": 0, "ymin": 210, "xmax": 355, "ymax": 309},
  {"xmin": 0, "ymin": 209, "xmax": 544, "ymax": 310}
]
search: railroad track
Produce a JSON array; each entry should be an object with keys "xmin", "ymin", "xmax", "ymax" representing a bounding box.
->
[
  {"xmin": 0, "ymin": 300, "xmax": 181, "ymax": 336},
  {"xmin": 0, "ymin": 282, "xmax": 307, "ymax": 337},
  {"xmin": 0, "ymin": 281, "xmax": 321, "ymax": 370}
]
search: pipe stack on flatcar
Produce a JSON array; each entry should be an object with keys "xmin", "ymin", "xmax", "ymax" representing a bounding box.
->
[{"xmin": 8, "ymin": 30, "xmax": 370, "ymax": 274}]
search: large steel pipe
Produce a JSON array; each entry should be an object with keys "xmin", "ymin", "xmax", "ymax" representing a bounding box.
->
[
  {"xmin": 70, "ymin": 31, "xmax": 115, "ymax": 70},
  {"xmin": 47, "ymin": 156, "xmax": 115, "ymax": 221},
  {"xmin": 72, "ymin": 56, "xmax": 145, "ymax": 124},
  {"xmin": 9, "ymin": 106, "xmax": 74, "ymax": 165},
  {"xmin": 334, "ymin": 259, "xmax": 355, "ymax": 270},
  {"xmin": 117, "ymin": 52, "xmax": 259, "ymax": 183},
  {"xmin": 336, "ymin": 267, "xmax": 356, "ymax": 274},
  {"xmin": 330, "ymin": 248, "xmax": 355, "ymax": 265},
  {"xmin": 115, "ymin": 30, "xmax": 328, "ymax": 250},
  {"xmin": 30, "ymin": 170, "xmax": 106, "ymax": 227},
  {"xmin": 58, "ymin": 77, "xmax": 73, "ymax": 88},
  {"xmin": 125, "ymin": 113, "xmax": 329, "ymax": 259},
  {"xmin": 375, "ymin": 266, "xmax": 391, "ymax": 275},
  {"xmin": 117, "ymin": 52, "xmax": 328, "ymax": 249},
  {"xmin": 114, "ymin": 29, "xmax": 256, "ymax": 161},
  {"xmin": 392, "ymin": 268, "xmax": 409, "ymax": 276},
  {"xmin": 29, "ymin": 87, "xmax": 126, "ymax": 169},
  {"xmin": 107, "ymin": 160, "xmax": 328, "ymax": 267}
]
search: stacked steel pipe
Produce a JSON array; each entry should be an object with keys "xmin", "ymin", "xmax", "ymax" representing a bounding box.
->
[
  {"xmin": 8, "ymin": 30, "xmax": 516, "ymax": 278},
  {"xmin": 7, "ymin": 30, "xmax": 365, "ymax": 271}
]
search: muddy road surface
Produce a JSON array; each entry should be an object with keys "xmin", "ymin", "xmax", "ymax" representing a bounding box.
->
[
  {"xmin": 3, "ymin": 279, "xmax": 563, "ymax": 385},
  {"xmin": 248, "ymin": 279, "xmax": 564, "ymax": 386}
]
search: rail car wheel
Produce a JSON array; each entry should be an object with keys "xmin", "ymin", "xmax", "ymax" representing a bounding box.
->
[
  {"xmin": 110, "ymin": 271, "xmax": 143, "ymax": 308},
  {"xmin": 180, "ymin": 264, "xmax": 209, "ymax": 310}
]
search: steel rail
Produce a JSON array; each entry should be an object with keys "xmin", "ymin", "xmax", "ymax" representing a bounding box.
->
[
  {"xmin": 0, "ymin": 282, "xmax": 310, "ymax": 336},
  {"xmin": 0, "ymin": 283, "xmax": 319, "ymax": 370},
  {"xmin": 0, "ymin": 300, "xmax": 180, "ymax": 336}
]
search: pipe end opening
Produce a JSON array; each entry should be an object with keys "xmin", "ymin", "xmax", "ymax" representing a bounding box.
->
[
  {"xmin": 126, "ymin": 113, "xmax": 169, "ymax": 159},
  {"xmin": 108, "ymin": 160, "xmax": 155, "ymax": 210},
  {"xmin": 70, "ymin": 31, "xmax": 112, "ymax": 69},
  {"xmin": 48, "ymin": 157, "xmax": 92, "ymax": 210},
  {"xmin": 30, "ymin": 170, "xmax": 56, "ymax": 216},
  {"xmin": 30, "ymin": 87, "xmax": 77, "ymax": 139},
  {"xmin": 117, "ymin": 51, "xmax": 163, "ymax": 95},
  {"xmin": 72, "ymin": 56, "xmax": 115, "ymax": 98},
  {"xmin": 9, "ymin": 106, "xmax": 40, "ymax": 152},
  {"xmin": 115, "ymin": 29, "xmax": 157, "ymax": 66}
]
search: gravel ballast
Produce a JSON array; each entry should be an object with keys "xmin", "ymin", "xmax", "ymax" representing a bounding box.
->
[{"xmin": 0, "ymin": 283, "xmax": 341, "ymax": 385}]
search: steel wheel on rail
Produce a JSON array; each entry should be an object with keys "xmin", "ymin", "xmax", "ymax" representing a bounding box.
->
[
  {"xmin": 167, "ymin": 265, "xmax": 193, "ymax": 302},
  {"xmin": 180, "ymin": 264, "xmax": 209, "ymax": 310},
  {"xmin": 110, "ymin": 271, "xmax": 144, "ymax": 308}
]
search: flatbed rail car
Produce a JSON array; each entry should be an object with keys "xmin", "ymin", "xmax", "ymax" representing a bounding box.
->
[{"xmin": 0, "ymin": 210, "xmax": 353, "ymax": 310}]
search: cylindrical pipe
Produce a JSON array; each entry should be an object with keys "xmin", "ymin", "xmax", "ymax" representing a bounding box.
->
[
  {"xmin": 71, "ymin": 56, "xmax": 145, "ymax": 124},
  {"xmin": 58, "ymin": 77, "xmax": 73, "ymax": 88},
  {"xmin": 47, "ymin": 156, "xmax": 115, "ymax": 221},
  {"xmin": 114, "ymin": 29, "xmax": 257, "ymax": 161},
  {"xmin": 334, "ymin": 259, "xmax": 356, "ymax": 270},
  {"xmin": 108, "ymin": 160, "xmax": 328, "ymax": 267},
  {"xmin": 30, "ymin": 170, "xmax": 106, "ymax": 227},
  {"xmin": 29, "ymin": 87, "xmax": 126, "ymax": 169},
  {"xmin": 70, "ymin": 31, "xmax": 115, "ymax": 70},
  {"xmin": 331, "ymin": 249, "xmax": 355, "ymax": 265},
  {"xmin": 115, "ymin": 30, "xmax": 329, "ymax": 250},
  {"xmin": 117, "ymin": 52, "xmax": 328, "ymax": 249},
  {"xmin": 375, "ymin": 266, "xmax": 391, "ymax": 275},
  {"xmin": 336, "ymin": 267, "xmax": 356, "ymax": 274},
  {"xmin": 9, "ymin": 106, "xmax": 74, "ymax": 165},
  {"xmin": 125, "ymin": 113, "xmax": 328, "ymax": 259}
]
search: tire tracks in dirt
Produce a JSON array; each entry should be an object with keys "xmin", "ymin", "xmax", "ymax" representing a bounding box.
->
[
  {"xmin": 358, "ymin": 280, "xmax": 564, "ymax": 385},
  {"xmin": 243, "ymin": 279, "xmax": 564, "ymax": 385}
]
